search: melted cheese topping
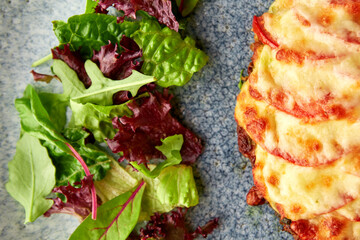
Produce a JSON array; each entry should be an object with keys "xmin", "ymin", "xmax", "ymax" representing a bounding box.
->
[
  {"xmin": 235, "ymin": 0, "xmax": 360, "ymax": 238},
  {"xmin": 250, "ymin": 45, "xmax": 360, "ymax": 121},
  {"xmin": 235, "ymin": 82, "xmax": 360, "ymax": 166},
  {"xmin": 266, "ymin": 0, "xmax": 360, "ymax": 55},
  {"xmin": 253, "ymin": 146, "xmax": 360, "ymax": 220}
]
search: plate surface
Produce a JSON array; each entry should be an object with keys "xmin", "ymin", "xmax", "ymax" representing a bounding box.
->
[{"xmin": 0, "ymin": 0, "xmax": 292, "ymax": 239}]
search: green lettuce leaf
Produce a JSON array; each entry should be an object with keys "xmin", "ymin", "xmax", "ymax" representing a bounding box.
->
[
  {"xmin": 131, "ymin": 19, "xmax": 208, "ymax": 87},
  {"xmin": 53, "ymin": 14, "xmax": 140, "ymax": 59},
  {"xmin": 130, "ymin": 134, "xmax": 184, "ymax": 178},
  {"xmin": 85, "ymin": 0, "xmax": 98, "ymax": 14},
  {"xmin": 6, "ymin": 133, "xmax": 56, "ymax": 223},
  {"xmin": 127, "ymin": 164, "xmax": 198, "ymax": 220},
  {"xmin": 70, "ymin": 181, "xmax": 146, "ymax": 240},
  {"xmin": 69, "ymin": 100, "xmax": 132, "ymax": 142},
  {"xmin": 52, "ymin": 59, "xmax": 156, "ymax": 105},
  {"xmin": 43, "ymin": 128, "xmax": 111, "ymax": 186},
  {"xmin": 94, "ymin": 159, "xmax": 138, "ymax": 203},
  {"xmin": 95, "ymin": 161, "xmax": 198, "ymax": 221}
]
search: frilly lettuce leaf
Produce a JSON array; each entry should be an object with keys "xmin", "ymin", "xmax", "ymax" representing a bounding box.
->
[
  {"xmin": 131, "ymin": 19, "xmax": 208, "ymax": 87},
  {"xmin": 6, "ymin": 133, "xmax": 56, "ymax": 223},
  {"xmin": 70, "ymin": 181, "xmax": 146, "ymax": 240},
  {"xmin": 53, "ymin": 14, "xmax": 140, "ymax": 59}
]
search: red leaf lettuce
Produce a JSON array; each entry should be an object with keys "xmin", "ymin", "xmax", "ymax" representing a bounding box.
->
[
  {"xmin": 136, "ymin": 208, "xmax": 219, "ymax": 240},
  {"xmin": 96, "ymin": 0, "xmax": 179, "ymax": 31},
  {"xmin": 44, "ymin": 175, "xmax": 100, "ymax": 221},
  {"xmin": 107, "ymin": 89, "xmax": 202, "ymax": 165}
]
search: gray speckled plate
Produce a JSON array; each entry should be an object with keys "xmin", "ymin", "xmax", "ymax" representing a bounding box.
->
[{"xmin": 0, "ymin": 0, "xmax": 292, "ymax": 239}]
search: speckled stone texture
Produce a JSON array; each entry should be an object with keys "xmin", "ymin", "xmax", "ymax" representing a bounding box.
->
[{"xmin": 0, "ymin": 0, "xmax": 292, "ymax": 239}]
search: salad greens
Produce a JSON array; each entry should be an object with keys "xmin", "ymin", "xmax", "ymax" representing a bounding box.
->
[
  {"xmin": 130, "ymin": 134, "xmax": 184, "ymax": 178},
  {"xmin": 53, "ymin": 14, "xmax": 140, "ymax": 59},
  {"xmin": 70, "ymin": 181, "xmax": 146, "ymax": 240},
  {"xmin": 6, "ymin": 133, "xmax": 56, "ymax": 223},
  {"xmin": 132, "ymin": 19, "xmax": 209, "ymax": 87},
  {"xmin": 7, "ymin": 0, "xmax": 219, "ymax": 239}
]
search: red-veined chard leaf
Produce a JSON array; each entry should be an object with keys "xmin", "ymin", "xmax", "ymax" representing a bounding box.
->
[
  {"xmin": 15, "ymin": 85, "xmax": 99, "ymax": 219},
  {"xmin": 42, "ymin": 128, "xmax": 111, "ymax": 186},
  {"xmin": 95, "ymin": 161, "xmax": 198, "ymax": 221},
  {"xmin": 6, "ymin": 133, "xmax": 56, "ymax": 223},
  {"xmin": 69, "ymin": 181, "xmax": 146, "ymax": 240}
]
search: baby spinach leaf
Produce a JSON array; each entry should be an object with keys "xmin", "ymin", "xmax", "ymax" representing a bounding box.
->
[
  {"xmin": 131, "ymin": 19, "xmax": 208, "ymax": 87},
  {"xmin": 52, "ymin": 59, "xmax": 156, "ymax": 105},
  {"xmin": 69, "ymin": 181, "xmax": 145, "ymax": 240},
  {"xmin": 130, "ymin": 134, "xmax": 183, "ymax": 178},
  {"xmin": 69, "ymin": 100, "xmax": 132, "ymax": 142},
  {"xmin": 6, "ymin": 133, "xmax": 56, "ymax": 223},
  {"xmin": 53, "ymin": 14, "xmax": 140, "ymax": 59}
]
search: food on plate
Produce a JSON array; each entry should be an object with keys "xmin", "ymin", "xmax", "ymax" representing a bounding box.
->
[
  {"xmin": 6, "ymin": 0, "xmax": 219, "ymax": 239},
  {"xmin": 235, "ymin": 0, "xmax": 360, "ymax": 238}
]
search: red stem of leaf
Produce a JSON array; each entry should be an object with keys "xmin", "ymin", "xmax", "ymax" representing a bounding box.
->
[
  {"xmin": 99, "ymin": 180, "xmax": 145, "ymax": 239},
  {"xmin": 179, "ymin": 0, "xmax": 184, "ymax": 13},
  {"xmin": 65, "ymin": 142, "xmax": 97, "ymax": 220}
]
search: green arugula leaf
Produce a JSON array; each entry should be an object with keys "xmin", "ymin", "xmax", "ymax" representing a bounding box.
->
[
  {"xmin": 53, "ymin": 14, "xmax": 140, "ymax": 59},
  {"xmin": 6, "ymin": 133, "xmax": 56, "ymax": 223},
  {"xmin": 69, "ymin": 100, "xmax": 132, "ymax": 142},
  {"xmin": 43, "ymin": 128, "xmax": 111, "ymax": 186},
  {"xmin": 85, "ymin": 0, "xmax": 98, "ymax": 14},
  {"xmin": 127, "ymin": 164, "xmax": 198, "ymax": 221},
  {"xmin": 131, "ymin": 19, "xmax": 208, "ymax": 87},
  {"xmin": 52, "ymin": 59, "xmax": 156, "ymax": 105},
  {"xmin": 130, "ymin": 134, "xmax": 184, "ymax": 178},
  {"xmin": 69, "ymin": 181, "xmax": 146, "ymax": 240}
]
